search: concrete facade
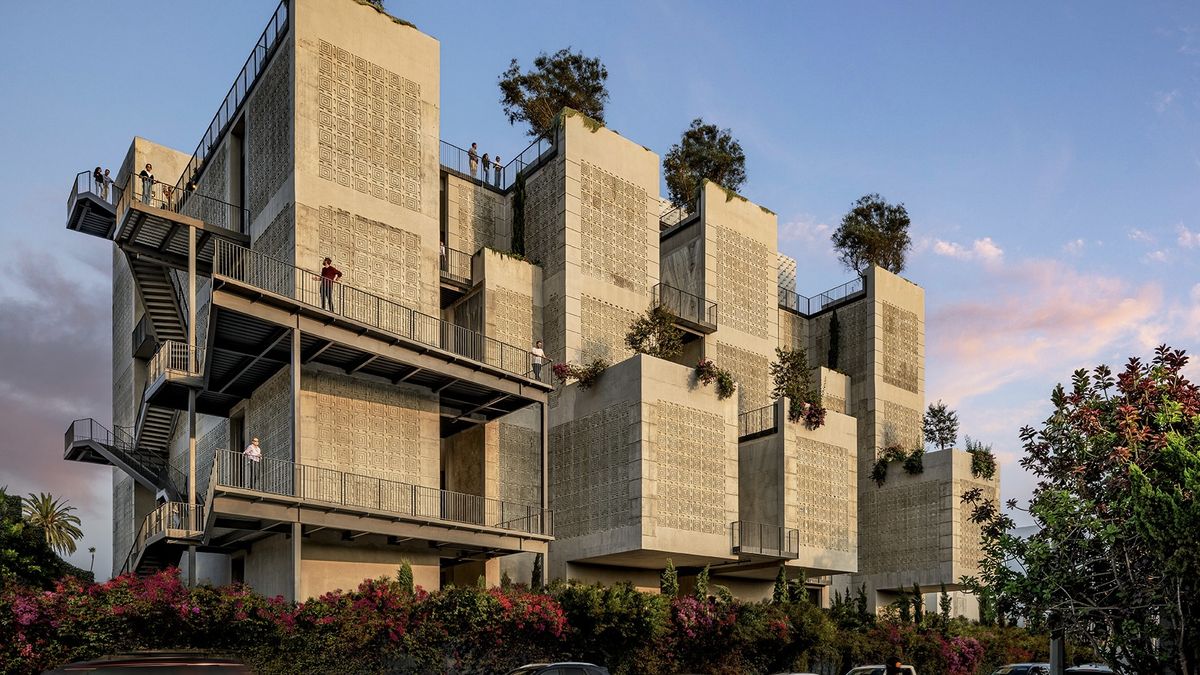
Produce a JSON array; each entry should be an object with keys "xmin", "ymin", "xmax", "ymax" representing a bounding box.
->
[{"xmin": 72, "ymin": 0, "xmax": 995, "ymax": 612}]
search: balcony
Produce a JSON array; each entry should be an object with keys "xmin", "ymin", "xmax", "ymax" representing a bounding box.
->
[
  {"xmin": 131, "ymin": 314, "xmax": 157, "ymax": 359},
  {"xmin": 438, "ymin": 133, "xmax": 556, "ymax": 193},
  {"xmin": 122, "ymin": 502, "xmax": 205, "ymax": 576},
  {"xmin": 66, "ymin": 170, "xmax": 118, "ymax": 237},
  {"xmin": 64, "ymin": 418, "xmax": 171, "ymax": 496},
  {"xmin": 659, "ymin": 195, "xmax": 700, "ymax": 233},
  {"xmin": 778, "ymin": 276, "xmax": 866, "ymax": 317},
  {"xmin": 653, "ymin": 283, "xmax": 717, "ymax": 335},
  {"xmin": 440, "ymin": 245, "xmax": 472, "ymax": 286},
  {"xmin": 737, "ymin": 402, "xmax": 778, "ymax": 441},
  {"xmin": 731, "ymin": 520, "xmax": 799, "ymax": 559},
  {"xmin": 207, "ymin": 450, "xmax": 550, "ymax": 555}
]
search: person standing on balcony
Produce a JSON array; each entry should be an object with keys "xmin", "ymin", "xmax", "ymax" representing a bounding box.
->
[
  {"xmin": 101, "ymin": 169, "xmax": 112, "ymax": 201},
  {"xmin": 92, "ymin": 167, "xmax": 104, "ymax": 195},
  {"xmin": 139, "ymin": 163, "xmax": 154, "ymax": 205},
  {"xmin": 318, "ymin": 257, "xmax": 342, "ymax": 312},
  {"xmin": 481, "ymin": 153, "xmax": 491, "ymax": 183},
  {"xmin": 440, "ymin": 240, "xmax": 447, "ymax": 272},
  {"xmin": 468, "ymin": 142, "xmax": 479, "ymax": 177},
  {"xmin": 531, "ymin": 340, "xmax": 546, "ymax": 380},
  {"xmin": 493, "ymin": 156, "xmax": 503, "ymax": 187},
  {"xmin": 162, "ymin": 184, "xmax": 175, "ymax": 212},
  {"xmin": 243, "ymin": 437, "xmax": 262, "ymax": 489}
]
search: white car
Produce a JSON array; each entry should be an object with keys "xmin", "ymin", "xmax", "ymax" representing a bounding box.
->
[{"xmin": 846, "ymin": 667, "xmax": 917, "ymax": 675}]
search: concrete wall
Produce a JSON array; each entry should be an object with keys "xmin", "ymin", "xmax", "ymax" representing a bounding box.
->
[
  {"xmin": 700, "ymin": 181, "xmax": 779, "ymax": 413},
  {"xmin": 292, "ymin": 0, "xmax": 441, "ymax": 316},
  {"xmin": 299, "ymin": 532, "xmax": 439, "ymax": 598},
  {"xmin": 548, "ymin": 354, "xmax": 739, "ymax": 577},
  {"xmin": 443, "ymin": 173, "xmax": 511, "ymax": 254},
  {"xmin": 244, "ymin": 532, "xmax": 293, "ymax": 600}
]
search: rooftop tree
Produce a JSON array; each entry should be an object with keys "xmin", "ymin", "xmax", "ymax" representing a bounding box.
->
[
  {"xmin": 499, "ymin": 48, "xmax": 609, "ymax": 138},
  {"xmin": 830, "ymin": 193, "xmax": 912, "ymax": 274},
  {"xmin": 923, "ymin": 399, "xmax": 959, "ymax": 451},
  {"xmin": 962, "ymin": 345, "xmax": 1200, "ymax": 673},
  {"xmin": 662, "ymin": 118, "xmax": 747, "ymax": 206}
]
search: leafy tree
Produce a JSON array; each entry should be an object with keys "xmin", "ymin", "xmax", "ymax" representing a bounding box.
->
[
  {"xmin": 772, "ymin": 566, "xmax": 788, "ymax": 604},
  {"xmin": 827, "ymin": 310, "xmax": 841, "ymax": 370},
  {"xmin": 531, "ymin": 552, "xmax": 544, "ymax": 588},
  {"xmin": 23, "ymin": 492, "xmax": 83, "ymax": 556},
  {"xmin": 499, "ymin": 48, "xmax": 609, "ymax": 137},
  {"xmin": 911, "ymin": 583, "xmax": 924, "ymax": 625},
  {"xmin": 771, "ymin": 346, "xmax": 826, "ymax": 428},
  {"xmin": 0, "ymin": 489, "xmax": 90, "ymax": 588},
  {"xmin": 923, "ymin": 400, "xmax": 959, "ymax": 451},
  {"xmin": 939, "ymin": 583, "xmax": 952, "ymax": 625},
  {"xmin": 830, "ymin": 193, "xmax": 912, "ymax": 274},
  {"xmin": 397, "ymin": 559, "xmax": 414, "ymax": 594},
  {"xmin": 962, "ymin": 345, "xmax": 1200, "ymax": 673},
  {"xmin": 625, "ymin": 305, "xmax": 684, "ymax": 359},
  {"xmin": 662, "ymin": 118, "xmax": 747, "ymax": 207},
  {"xmin": 897, "ymin": 594, "xmax": 911, "ymax": 623},
  {"xmin": 965, "ymin": 436, "xmax": 997, "ymax": 480},
  {"xmin": 660, "ymin": 558, "xmax": 678, "ymax": 597},
  {"xmin": 694, "ymin": 564, "xmax": 711, "ymax": 600}
]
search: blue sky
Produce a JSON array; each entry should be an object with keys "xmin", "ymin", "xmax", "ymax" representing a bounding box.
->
[{"xmin": 0, "ymin": 1, "xmax": 1197, "ymax": 577}]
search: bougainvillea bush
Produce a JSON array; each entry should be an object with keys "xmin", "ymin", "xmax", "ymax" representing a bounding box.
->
[{"xmin": 1, "ymin": 568, "xmax": 1080, "ymax": 675}]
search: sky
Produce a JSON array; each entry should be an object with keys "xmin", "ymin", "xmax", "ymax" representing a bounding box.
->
[{"xmin": 0, "ymin": 1, "xmax": 1197, "ymax": 579}]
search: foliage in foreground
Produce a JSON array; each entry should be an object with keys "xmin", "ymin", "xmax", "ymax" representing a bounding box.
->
[
  {"xmin": 963, "ymin": 345, "xmax": 1200, "ymax": 674},
  {"xmin": 0, "ymin": 491, "xmax": 91, "ymax": 589},
  {"xmin": 0, "ymin": 567, "xmax": 1095, "ymax": 675}
]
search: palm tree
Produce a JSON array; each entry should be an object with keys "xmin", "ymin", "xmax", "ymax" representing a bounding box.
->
[
  {"xmin": 23, "ymin": 493, "xmax": 84, "ymax": 556},
  {"xmin": 88, "ymin": 546, "xmax": 97, "ymax": 573}
]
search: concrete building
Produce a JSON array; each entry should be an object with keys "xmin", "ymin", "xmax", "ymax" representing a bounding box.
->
[{"xmin": 61, "ymin": 0, "xmax": 996, "ymax": 611}]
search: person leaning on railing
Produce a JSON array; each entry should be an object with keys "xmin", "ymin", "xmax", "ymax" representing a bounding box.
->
[
  {"xmin": 139, "ymin": 163, "xmax": 155, "ymax": 204},
  {"xmin": 243, "ymin": 437, "xmax": 262, "ymax": 489}
]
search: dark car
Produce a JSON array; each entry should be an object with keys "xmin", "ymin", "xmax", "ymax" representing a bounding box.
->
[
  {"xmin": 505, "ymin": 663, "xmax": 610, "ymax": 675},
  {"xmin": 1070, "ymin": 658, "xmax": 1113, "ymax": 667},
  {"xmin": 991, "ymin": 664, "xmax": 1050, "ymax": 675},
  {"xmin": 44, "ymin": 650, "xmax": 250, "ymax": 673}
]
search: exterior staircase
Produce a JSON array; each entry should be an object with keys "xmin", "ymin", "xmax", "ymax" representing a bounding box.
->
[
  {"xmin": 128, "ymin": 253, "xmax": 188, "ymax": 457},
  {"xmin": 64, "ymin": 419, "xmax": 169, "ymax": 494}
]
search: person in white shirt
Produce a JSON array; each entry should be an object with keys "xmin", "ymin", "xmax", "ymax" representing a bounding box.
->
[
  {"xmin": 531, "ymin": 340, "xmax": 546, "ymax": 380},
  {"xmin": 243, "ymin": 437, "xmax": 262, "ymax": 488}
]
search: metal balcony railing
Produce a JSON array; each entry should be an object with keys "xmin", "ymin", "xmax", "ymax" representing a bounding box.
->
[
  {"xmin": 440, "ymin": 245, "xmax": 472, "ymax": 285},
  {"xmin": 68, "ymin": 170, "xmax": 121, "ymax": 215},
  {"xmin": 173, "ymin": 0, "xmax": 289, "ymax": 199},
  {"xmin": 213, "ymin": 240, "xmax": 552, "ymax": 384},
  {"xmin": 660, "ymin": 195, "xmax": 700, "ymax": 231},
  {"xmin": 653, "ymin": 283, "xmax": 717, "ymax": 329},
  {"xmin": 731, "ymin": 520, "xmax": 799, "ymax": 558},
  {"xmin": 122, "ymin": 501, "xmax": 205, "ymax": 574},
  {"xmin": 148, "ymin": 340, "xmax": 205, "ymax": 384},
  {"xmin": 212, "ymin": 450, "xmax": 550, "ymax": 536},
  {"xmin": 738, "ymin": 402, "xmax": 778, "ymax": 439},
  {"xmin": 778, "ymin": 276, "xmax": 866, "ymax": 316},
  {"xmin": 439, "ymin": 132, "xmax": 556, "ymax": 192},
  {"xmin": 116, "ymin": 173, "xmax": 249, "ymax": 233}
]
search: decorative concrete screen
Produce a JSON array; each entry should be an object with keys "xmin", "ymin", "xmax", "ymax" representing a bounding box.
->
[
  {"xmin": 248, "ymin": 42, "xmax": 291, "ymax": 219},
  {"xmin": 316, "ymin": 205, "xmax": 422, "ymax": 307},
  {"xmin": 550, "ymin": 402, "xmax": 636, "ymax": 539},
  {"xmin": 316, "ymin": 40, "xmax": 422, "ymax": 212}
]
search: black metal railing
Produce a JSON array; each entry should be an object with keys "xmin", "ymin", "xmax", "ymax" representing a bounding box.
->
[
  {"xmin": 653, "ymin": 283, "xmax": 717, "ymax": 329},
  {"xmin": 738, "ymin": 402, "xmax": 778, "ymax": 439},
  {"xmin": 148, "ymin": 340, "xmax": 205, "ymax": 384},
  {"xmin": 660, "ymin": 195, "xmax": 700, "ymax": 231},
  {"xmin": 213, "ymin": 450, "xmax": 550, "ymax": 536},
  {"xmin": 440, "ymin": 245, "xmax": 472, "ymax": 285},
  {"xmin": 64, "ymin": 418, "xmax": 166, "ymax": 474},
  {"xmin": 69, "ymin": 170, "xmax": 121, "ymax": 216},
  {"xmin": 122, "ymin": 501, "xmax": 205, "ymax": 574},
  {"xmin": 213, "ymin": 240, "xmax": 552, "ymax": 384},
  {"xmin": 778, "ymin": 276, "xmax": 866, "ymax": 316},
  {"xmin": 731, "ymin": 520, "xmax": 799, "ymax": 558},
  {"xmin": 174, "ymin": 0, "xmax": 289, "ymax": 198},
  {"xmin": 116, "ymin": 173, "xmax": 249, "ymax": 233},
  {"xmin": 439, "ymin": 132, "xmax": 556, "ymax": 192}
]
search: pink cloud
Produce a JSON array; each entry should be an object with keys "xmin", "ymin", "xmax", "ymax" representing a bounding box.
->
[{"xmin": 932, "ymin": 237, "xmax": 1004, "ymax": 265}]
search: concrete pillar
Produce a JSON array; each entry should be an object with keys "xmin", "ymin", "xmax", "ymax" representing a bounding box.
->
[
  {"xmin": 292, "ymin": 325, "xmax": 302, "ymax": 493},
  {"xmin": 291, "ymin": 521, "xmax": 302, "ymax": 602}
]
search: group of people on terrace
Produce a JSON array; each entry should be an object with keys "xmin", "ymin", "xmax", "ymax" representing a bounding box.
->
[
  {"xmin": 466, "ymin": 142, "xmax": 504, "ymax": 187},
  {"xmin": 91, "ymin": 166, "xmax": 114, "ymax": 201},
  {"xmin": 92, "ymin": 162, "xmax": 201, "ymax": 212}
]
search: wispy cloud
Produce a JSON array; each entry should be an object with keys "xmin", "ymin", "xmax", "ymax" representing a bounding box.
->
[
  {"xmin": 1062, "ymin": 238, "xmax": 1086, "ymax": 255},
  {"xmin": 1177, "ymin": 223, "xmax": 1200, "ymax": 249},
  {"xmin": 1145, "ymin": 249, "xmax": 1169, "ymax": 263},
  {"xmin": 931, "ymin": 237, "xmax": 1004, "ymax": 265},
  {"xmin": 1153, "ymin": 89, "xmax": 1181, "ymax": 113},
  {"xmin": 778, "ymin": 214, "xmax": 835, "ymax": 255},
  {"xmin": 1128, "ymin": 228, "xmax": 1155, "ymax": 243}
]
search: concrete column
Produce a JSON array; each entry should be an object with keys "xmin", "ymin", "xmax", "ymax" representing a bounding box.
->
[
  {"xmin": 291, "ymin": 326, "xmax": 302, "ymax": 492},
  {"xmin": 291, "ymin": 521, "xmax": 302, "ymax": 602},
  {"xmin": 187, "ymin": 388, "xmax": 197, "ymax": 587}
]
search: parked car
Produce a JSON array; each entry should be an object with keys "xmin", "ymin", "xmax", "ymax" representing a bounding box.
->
[
  {"xmin": 846, "ymin": 666, "xmax": 917, "ymax": 675},
  {"xmin": 990, "ymin": 665, "xmax": 1050, "ymax": 675},
  {"xmin": 505, "ymin": 663, "xmax": 610, "ymax": 675},
  {"xmin": 1065, "ymin": 665, "xmax": 1115, "ymax": 674},
  {"xmin": 44, "ymin": 651, "xmax": 251, "ymax": 673}
]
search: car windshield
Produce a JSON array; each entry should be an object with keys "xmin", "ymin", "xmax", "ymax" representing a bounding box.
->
[{"xmin": 849, "ymin": 669, "xmax": 885, "ymax": 675}]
